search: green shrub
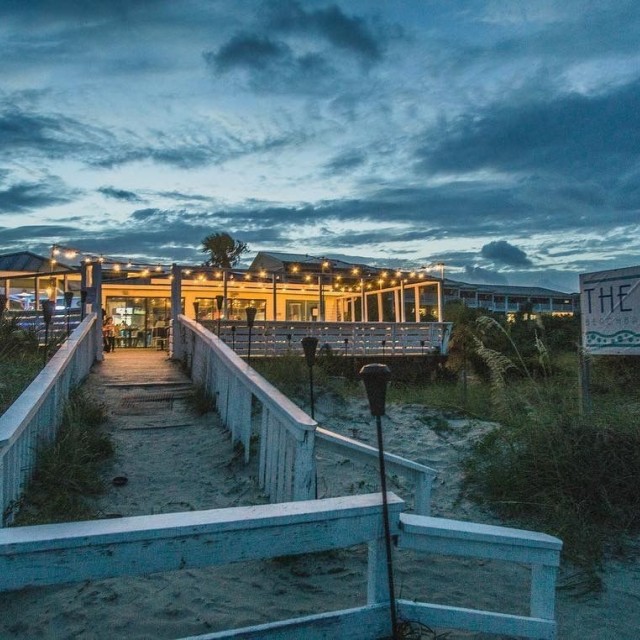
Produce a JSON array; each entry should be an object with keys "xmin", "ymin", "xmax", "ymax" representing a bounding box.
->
[{"xmin": 463, "ymin": 316, "xmax": 640, "ymax": 570}]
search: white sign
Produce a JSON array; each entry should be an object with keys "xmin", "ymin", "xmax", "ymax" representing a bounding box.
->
[{"xmin": 580, "ymin": 265, "xmax": 640, "ymax": 355}]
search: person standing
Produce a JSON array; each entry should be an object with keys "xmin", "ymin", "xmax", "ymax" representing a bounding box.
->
[{"xmin": 103, "ymin": 316, "xmax": 116, "ymax": 352}]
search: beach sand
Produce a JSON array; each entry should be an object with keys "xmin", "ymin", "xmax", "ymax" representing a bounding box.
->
[{"xmin": 0, "ymin": 360, "xmax": 638, "ymax": 639}]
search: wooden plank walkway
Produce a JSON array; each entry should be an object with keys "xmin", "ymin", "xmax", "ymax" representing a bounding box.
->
[{"xmin": 84, "ymin": 349, "xmax": 267, "ymax": 518}]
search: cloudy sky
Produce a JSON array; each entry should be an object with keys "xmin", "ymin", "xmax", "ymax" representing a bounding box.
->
[{"xmin": 1, "ymin": 1, "xmax": 639, "ymax": 292}]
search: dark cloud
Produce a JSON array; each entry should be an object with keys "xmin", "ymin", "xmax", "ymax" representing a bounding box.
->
[
  {"xmin": 266, "ymin": 1, "xmax": 383, "ymax": 61},
  {"xmin": 481, "ymin": 240, "xmax": 532, "ymax": 267},
  {"xmin": 0, "ymin": 224, "xmax": 82, "ymax": 255},
  {"xmin": 0, "ymin": 106, "xmax": 90, "ymax": 159},
  {"xmin": 0, "ymin": 99, "xmax": 306, "ymax": 171},
  {"xmin": 204, "ymin": 35, "xmax": 338, "ymax": 95},
  {"xmin": 204, "ymin": 1, "xmax": 388, "ymax": 94},
  {"xmin": 0, "ymin": 179, "xmax": 75, "ymax": 214},
  {"xmin": 207, "ymin": 34, "xmax": 289, "ymax": 72},
  {"xmin": 130, "ymin": 208, "xmax": 162, "ymax": 221},
  {"xmin": 417, "ymin": 78, "xmax": 640, "ymax": 183},
  {"xmin": 98, "ymin": 186, "xmax": 144, "ymax": 202},
  {"xmin": 323, "ymin": 151, "xmax": 366, "ymax": 175}
]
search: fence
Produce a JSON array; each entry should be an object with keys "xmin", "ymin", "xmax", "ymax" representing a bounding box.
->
[
  {"xmin": 0, "ymin": 492, "xmax": 562, "ymax": 639},
  {"xmin": 4, "ymin": 309, "xmax": 82, "ymax": 345},
  {"xmin": 316, "ymin": 427, "xmax": 436, "ymax": 515},
  {"xmin": 201, "ymin": 320, "xmax": 452, "ymax": 357},
  {"xmin": 177, "ymin": 316, "xmax": 436, "ymax": 514},
  {"xmin": 180, "ymin": 315, "xmax": 317, "ymax": 503},
  {"xmin": 0, "ymin": 313, "xmax": 97, "ymax": 525}
]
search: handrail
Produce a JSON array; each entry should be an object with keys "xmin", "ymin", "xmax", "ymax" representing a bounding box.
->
[
  {"xmin": 0, "ymin": 314, "xmax": 97, "ymax": 525},
  {"xmin": 316, "ymin": 427, "xmax": 436, "ymax": 515},
  {"xmin": 397, "ymin": 513, "xmax": 562, "ymax": 638},
  {"xmin": 179, "ymin": 315, "xmax": 317, "ymax": 503},
  {"xmin": 179, "ymin": 316, "xmax": 435, "ymax": 513},
  {"xmin": 206, "ymin": 320, "xmax": 453, "ymax": 356},
  {"xmin": 0, "ymin": 493, "xmax": 561, "ymax": 639}
]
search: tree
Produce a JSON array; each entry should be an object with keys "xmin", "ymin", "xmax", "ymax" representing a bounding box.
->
[{"xmin": 201, "ymin": 233, "xmax": 248, "ymax": 268}]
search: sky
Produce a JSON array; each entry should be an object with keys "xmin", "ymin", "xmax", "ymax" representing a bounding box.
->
[{"xmin": 1, "ymin": 1, "xmax": 639, "ymax": 293}]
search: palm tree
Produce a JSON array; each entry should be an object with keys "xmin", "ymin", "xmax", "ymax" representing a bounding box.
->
[{"xmin": 201, "ymin": 233, "xmax": 248, "ymax": 268}]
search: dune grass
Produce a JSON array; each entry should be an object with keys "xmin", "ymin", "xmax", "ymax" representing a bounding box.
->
[
  {"xmin": 12, "ymin": 389, "xmax": 113, "ymax": 526},
  {"xmin": 460, "ymin": 316, "xmax": 640, "ymax": 580},
  {"xmin": 0, "ymin": 317, "xmax": 43, "ymax": 414}
]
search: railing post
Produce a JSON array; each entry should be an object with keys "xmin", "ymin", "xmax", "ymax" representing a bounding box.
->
[
  {"xmin": 530, "ymin": 564, "xmax": 558, "ymax": 620},
  {"xmin": 414, "ymin": 472, "xmax": 431, "ymax": 516},
  {"xmin": 292, "ymin": 430, "xmax": 316, "ymax": 501},
  {"xmin": 367, "ymin": 536, "xmax": 390, "ymax": 605},
  {"xmin": 171, "ymin": 264, "xmax": 183, "ymax": 361}
]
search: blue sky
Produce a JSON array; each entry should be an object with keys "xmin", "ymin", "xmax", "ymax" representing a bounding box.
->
[{"xmin": 1, "ymin": 1, "xmax": 639, "ymax": 292}]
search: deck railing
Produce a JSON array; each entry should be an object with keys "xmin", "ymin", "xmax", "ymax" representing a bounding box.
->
[
  {"xmin": 177, "ymin": 316, "xmax": 436, "ymax": 514},
  {"xmin": 179, "ymin": 315, "xmax": 317, "ymax": 503},
  {"xmin": 0, "ymin": 492, "xmax": 561, "ymax": 639},
  {"xmin": 201, "ymin": 320, "xmax": 452, "ymax": 357},
  {"xmin": 316, "ymin": 427, "xmax": 436, "ymax": 515},
  {"xmin": 0, "ymin": 313, "xmax": 97, "ymax": 525},
  {"xmin": 4, "ymin": 309, "xmax": 82, "ymax": 345}
]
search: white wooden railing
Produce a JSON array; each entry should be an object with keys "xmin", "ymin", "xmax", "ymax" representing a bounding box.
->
[
  {"xmin": 177, "ymin": 316, "xmax": 436, "ymax": 514},
  {"xmin": 0, "ymin": 314, "xmax": 98, "ymax": 526},
  {"xmin": 179, "ymin": 315, "xmax": 317, "ymax": 503},
  {"xmin": 202, "ymin": 320, "xmax": 453, "ymax": 357},
  {"xmin": 0, "ymin": 492, "xmax": 562, "ymax": 639},
  {"xmin": 5, "ymin": 309, "xmax": 82, "ymax": 345},
  {"xmin": 316, "ymin": 427, "xmax": 436, "ymax": 515}
]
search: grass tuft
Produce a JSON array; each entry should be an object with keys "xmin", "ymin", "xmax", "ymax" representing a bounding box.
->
[{"xmin": 12, "ymin": 389, "xmax": 113, "ymax": 525}]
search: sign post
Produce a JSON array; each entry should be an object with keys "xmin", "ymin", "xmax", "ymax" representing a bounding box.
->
[
  {"xmin": 579, "ymin": 266, "xmax": 640, "ymax": 412},
  {"xmin": 580, "ymin": 266, "xmax": 640, "ymax": 356}
]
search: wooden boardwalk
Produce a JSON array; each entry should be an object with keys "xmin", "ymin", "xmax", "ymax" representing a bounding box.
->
[{"xmin": 97, "ymin": 348, "xmax": 189, "ymax": 386}]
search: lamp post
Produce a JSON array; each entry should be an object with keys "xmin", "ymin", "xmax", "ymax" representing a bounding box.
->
[
  {"xmin": 231, "ymin": 325, "xmax": 236, "ymax": 350},
  {"xmin": 301, "ymin": 336, "xmax": 319, "ymax": 419},
  {"xmin": 245, "ymin": 306, "xmax": 257, "ymax": 364},
  {"xmin": 215, "ymin": 295, "xmax": 225, "ymax": 335},
  {"xmin": 359, "ymin": 363, "xmax": 398, "ymax": 640},
  {"xmin": 64, "ymin": 291, "xmax": 74, "ymax": 337},
  {"xmin": 41, "ymin": 299, "xmax": 55, "ymax": 365},
  {"xmin": 193, "ymin": 301, "xmax": 200, "ymax": 322}
]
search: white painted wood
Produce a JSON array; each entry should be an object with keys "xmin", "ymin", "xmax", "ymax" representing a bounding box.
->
[
  {"xmin": 530, "ymin": 563, "xmax": 558, "ymax": 620},
  {"xmin": 396, "ymin": 600, "xmax": 556, "ymax": 640},
  {"xmin": 213, "ymin": 320, "xmax": 453, "ymax": 356},
  {"xmin": 180, "ymin": 317, "xmax": 317, "ymax": 503},
  {"xmin": 367, "ymin": 537, "xmax": 390, "ymax": 605},
  {"xmin": 399, "ymin": 513, "xmax": 562, "ymax": 566},
  {"xmin": 316, "ymin": 427, "xmax": 436, "ymax": 515},
  {"xmin": 0, "ymin": 314, "xmax": 97, "ymax": 525},
  {"xmin": 0, "ymin": 493, "xmax": 404, "ymax": 592},
  {"xmin": 179, "ymin": 604, "xmax": 391, "ymax": 640}
]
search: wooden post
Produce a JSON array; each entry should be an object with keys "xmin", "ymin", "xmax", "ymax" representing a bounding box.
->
[
  {"xmin": 171, "ymin": 264, "xmax": 183, "ymax": 361},
  {"xmin": 578, "ymin": 346, "xmax": 592, "ymax": 414}
]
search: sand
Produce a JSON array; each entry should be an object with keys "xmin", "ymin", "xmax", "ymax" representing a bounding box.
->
[{"xmin": 0, "ymin": 358, "xmax": 638, "ymax": 639}]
